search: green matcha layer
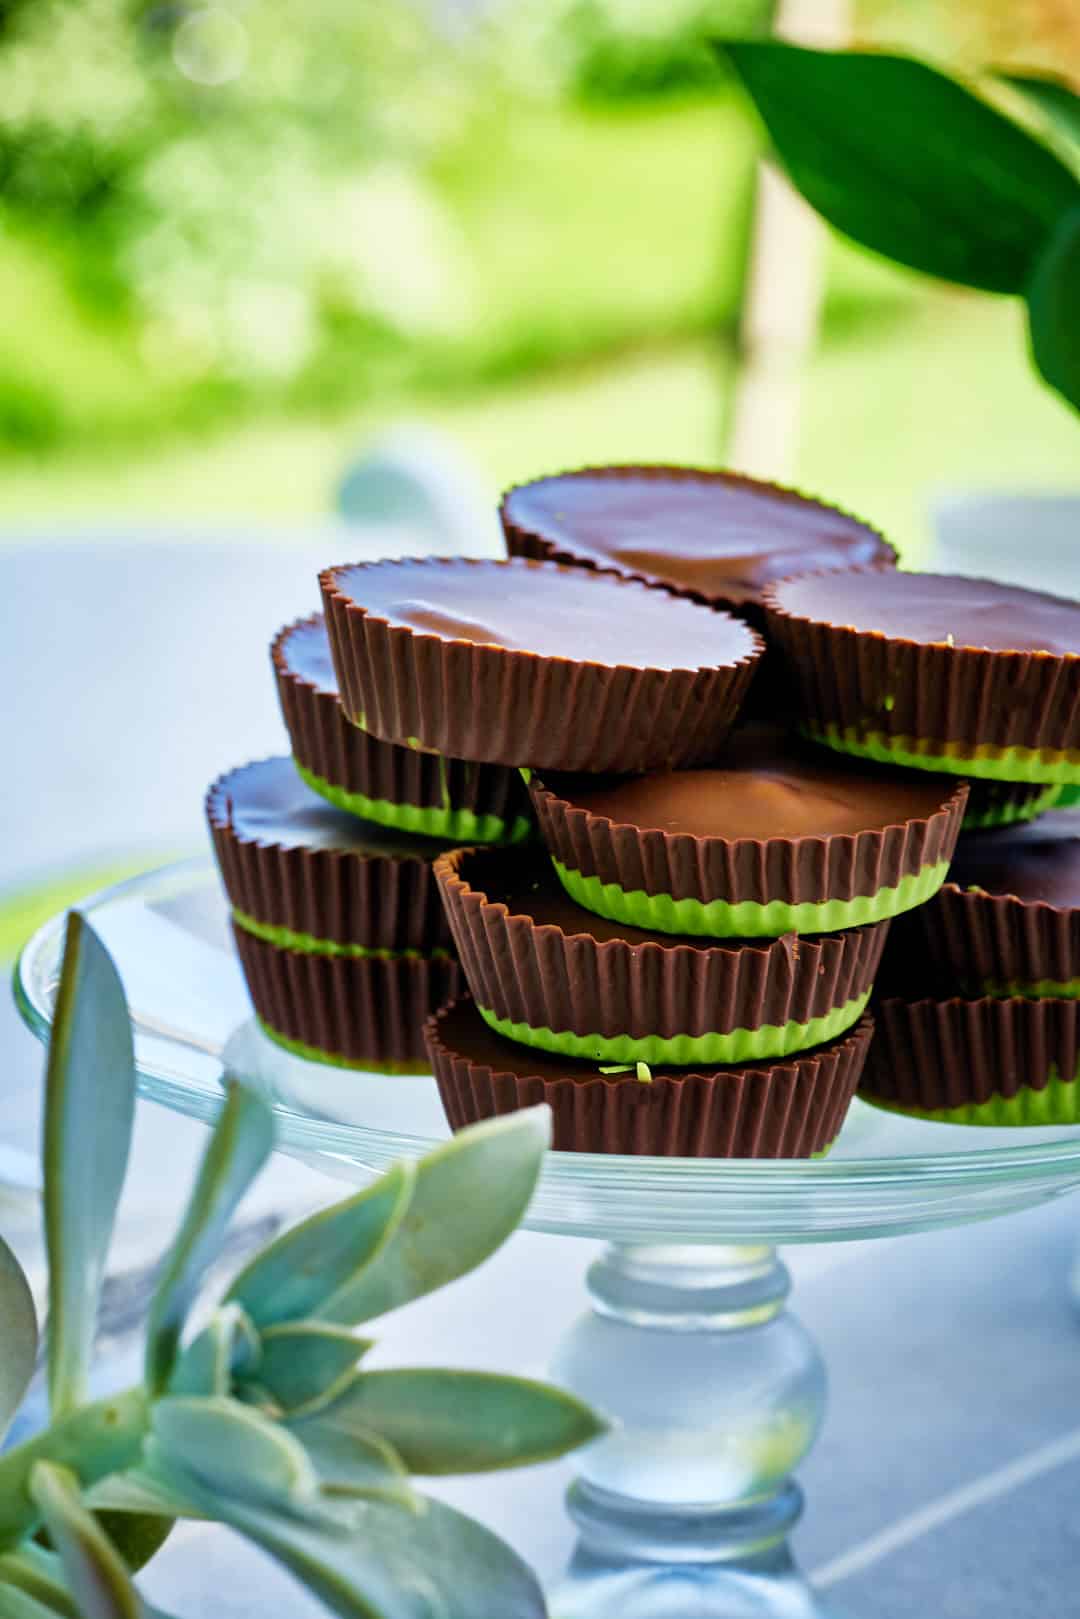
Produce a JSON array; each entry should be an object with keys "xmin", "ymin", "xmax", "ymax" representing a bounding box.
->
[
  {"xmin": 296, "ymin": 760, "xmax": 531, "ymax": 844},
  {"xmin": 861, "ymin": 995, "xmax": 1080, "ymax": 1126},
  {"xmin": 233, "ymin": 907, "xmax": 452, "ymax": 961},
  {"xmin": 257, "ymin": 1018, "xmax": 431, "ymax": 1075},
  {"xmin": 805, "ymin": 723, "xmax": 1080, "ymax": 786},
  {"xmin": 553, "ymin": 858, "xmax": 950, "ymax": 940},
  {"xmin": 962, "ymin": 782, "xmax": 1061, "ymax": 830},
  {"xmin": 475, "ymin": 990, "xmax": 871, "ymax": 1065}
]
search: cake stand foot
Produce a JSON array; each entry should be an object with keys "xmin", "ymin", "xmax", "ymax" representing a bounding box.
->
[{"xmin": 548, "ymin": 1244, "xmax": 836, "ymax": 1619}]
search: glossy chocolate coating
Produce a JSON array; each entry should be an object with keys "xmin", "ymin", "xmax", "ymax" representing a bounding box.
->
[
  {"xmin": 329, "ymin": 557, "xmax": 755, "ymax": 671},
  {"xmin": 947, "ymin": 812, "xmax": 1080, "ymax": 906},
  {"xmin": 206, "ymin": 757, "xmax": 454, "ymax": 860},
  {"xmin": 772, "ymin": 571, "xmax": 1080, "ymax": 656},
  {"xmin": 541, "ymin": 727, "xmax": 952, "ymax": 841},
  {"xmin": 277, "ymin": 615, "xmax": 337, "ymax": 694},
  {"xmin": 502, "ymin": 468, "xmax": 890, "ymax": 607}
]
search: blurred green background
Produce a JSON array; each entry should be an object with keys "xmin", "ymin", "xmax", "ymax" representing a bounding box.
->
[{"xmin": 2, "ymin": 0, "xmax": 1078, "ymax": 555}]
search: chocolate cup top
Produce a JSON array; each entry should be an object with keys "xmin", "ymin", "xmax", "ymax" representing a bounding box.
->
[
  {"xmin": 321, "ymin": 556, "xmax": 762, "ymax": 772},
  {"xmin": 323, "ymin": 554, "xmax": 757, "ymax": 670},
  {"xmin": 534, "ymin": 726, "xmax": 960, "ymax": 841},
  {"xmin": 767, "ymin": 568, "xmax": 1080, "ymax": 656},
  {"xmin": 942, "ymin": 813, "xmax": 1080, "ymax": 909},
  {"xmin": 428, "ymin": 994, "xmax": 873, "ymax": 1085},
  {"xmin": 206, "ymin": 757, "xmax": 454, "ymax": 861},
  {"xmin": 499, "ymin": 465, "xmax": 893, "ymax": 610},
  {"xmin": 274, "ymin": 613, "xmax": 338, "ymax": 694}
]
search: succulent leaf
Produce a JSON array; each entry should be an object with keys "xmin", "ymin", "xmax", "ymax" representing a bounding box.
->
[
  {"xmin": 284, "ymin": 1418, "xmax": 414, "ymax": 1508},
  {"xmin": 168, "ymin": 1305, "xmax": 260, "ymax": 1398},
  {"xmin": 149, "ymin": 1398, "xmax": 322, "ymax": 1516},
  {"xmin": 253, "ymin": 1324, "xmax": 370, "ymax": 1416},
  {"xmin": 0, "ymin": 1587, "xmax": 69, "ymax": 1618},
  {"xmin": 29, "ymin": 1462, "xmax": 145, "ymax": 1619},
  {"xmin": 321, "ymin": 1110, "xmax": 550, "ymax": 1327},
  {"xmin": 44, "ymin": 916, "xmax": 136, "ymax": 1418},
  {"xmin": 297, "ymin": 1368, "xmax": 605, "ymax": 1475},
  {"xmin": 146, "ymin": 1082, "xmax": 275, "ymax": 1394},
  {"xmin": 225, "ymin": 1162, "xmax": 414, "ymax": 1329},
  {"xmin": 0, "ymin": 1237, "xmax": 37, "ymax": 1443},
  {"xmin": 0, "ymin": 1546, "xmax": 78, "ymax": 1617}
]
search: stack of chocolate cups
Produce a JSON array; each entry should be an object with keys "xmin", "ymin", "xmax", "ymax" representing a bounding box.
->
[
  {"xmin": 319, "ymin": 533, "xmax": 965, "ymax": 1157},
  {"xmin": 761, "ymin": 567, "xmax": 1080, "ymax": 1124},
  {"xmin": 205, "ymin": 612, "xmax": 530, "ymax": 1072}
]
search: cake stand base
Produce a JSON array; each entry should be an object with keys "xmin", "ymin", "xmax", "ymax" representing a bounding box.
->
[{"xmin": 548, "ymin": 1244, "xmax": 835, "ymax": 1619}]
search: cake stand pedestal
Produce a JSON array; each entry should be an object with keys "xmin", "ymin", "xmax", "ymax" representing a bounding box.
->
[{"xmin": 17, "ymin": 858, "xmax": 1080, "ymax": 1619}]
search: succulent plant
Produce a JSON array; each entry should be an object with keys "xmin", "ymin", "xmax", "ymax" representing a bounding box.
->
[{"xmin": 0, "ymin": 913, "xmax": 603, "ymax": 1617}]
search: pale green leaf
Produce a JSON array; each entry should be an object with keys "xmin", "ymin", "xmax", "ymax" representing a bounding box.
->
[
  {"xmin": 322, "ymin": 1109, "xmax": 550, "ymax": 1326},
  {"xmin": 0, "ymin": 1588, "xmax": 67, "ymax": 1619},
  {"xmin": 146, "ymin": 1082, "xmax": 274, "ymax": 1393},
  {"xmin": 150, "ymin": 1398, "xmax": 320, "ymax": 1515},
  {"xmin": 168, "ymin": 1305, "xmax": 260, "ymax": 1397},
  {"xmin": 719, "ymin": 41, "xmax": 1080, "ymax": 294},
  {"xmin": 0, "ymin": 1236, "xmax": 37, "ymax": 1441},
  {"xmin": 254, "ymin": 1324, "xmax": 370, "ymax": 1415},
  {"xmin": 179, "ymin": 1487, "xmax": 546, "ymax": 1619},
  {"xmin": 302, "ymin": 1369, "xmax": 605, "ymax": 1476},
  {"xmin": 1000, "ymin": 70, "xmax": 1080, "ymax": 149},
  {"xmin": 0, "ymin": 1546, "xmax": 78, "ymax": 1617},
  {"xmin": 225, "ymin": 1162, "xmax": 414, "ymax": 1328},
  {"xmin": 29, "ymin": 1462, "xmax": 144, "ymax": 1619},
  {"xmin": 286, "ymin": 1417, "xmax": 415, "ymax": 1507},
  {"xmin": 1028, "ymin": 203, "xmax": 1080, "ymax": 415},
  {"xmin": 44, "ymin": 915, "xmax": 136, "ymax": 1417}
]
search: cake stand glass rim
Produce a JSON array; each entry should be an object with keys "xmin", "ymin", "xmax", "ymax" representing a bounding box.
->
[{"xmin": 14, "ymin": 855, "xmax": 1080, "ymax": 1199}]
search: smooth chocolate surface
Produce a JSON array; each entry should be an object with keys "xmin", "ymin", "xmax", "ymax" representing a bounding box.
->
[
  {"xmin": 540, "ymin": 727, "xmax": 953, "ymax": 841},
  {"xmin": 327, "ymin": 557, "xmax": 754, "ymax": 671},
  {"xmin": 277, "ymin": 615, "xmax": 338, "ymax": 694},
  {"xmin": 947, "ymin": 813, "xmax": 1080, "ymax": 907},
  {"xmin": 501, "ymin": 468, "xmax": 890, "ymax": 606},
  {"xmin": 206, "ymin": 758, "xmax": 454, "ymax": 860},
  {"xmin": 771, "ymin": 571, "xmax": 1080, "ymax": 656}
]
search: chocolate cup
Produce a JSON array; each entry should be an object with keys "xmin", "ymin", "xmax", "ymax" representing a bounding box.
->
[
  {"xmin": 499, "ymin": 464, "xmax": 894, "ymax": 612},
  {"xmin": 273, "ymin": 615, "xmax": 531, "ymax": 843},
  {"xmin": 234, "ymin": 925, "xmax": 462, "ymax": 1071},
  {"xmin": 427, "ymin": 996, "xmax": 873, "ymax": 1156},
  {"xmin": 320, "ymin": 556, "xmax": 763, "ymax": 773},
  {"xmin": 434, "ymin": 846, "xmax": 889, "ymax": 1063},
  {"xmin": 207, "ymin": 760, "xmax": 454, "ymax": 953},
  {"xmin": 763, "ymin": 566, "xmax": 1080, "ymax": 782},
  {"xmin": 862, "ymin": 995, "xmax": 1080, "ymax": 1124},
  {"xmin": 962, "ymin": 779, "xmax": 1061, "ymax": 830},
  {"xmin": 527, "ymin": 763, "xmax": 966, "ymax": 937},
  {"xmin": 882, "ymin": 881, "xmax": 1080, "ymax": 1000}
]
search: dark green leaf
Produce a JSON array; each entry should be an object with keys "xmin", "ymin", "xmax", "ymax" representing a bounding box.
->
[
  {"xmin": 168, "ymin": 1305, "xmax": 260, "ymax": 1397},
  {"xmin": 225, "ymin": 1162, "xmax": 414, "ymax": 1329},
  {"xmin": 185, "ymin": 1488, "xmax": 547, "ymax": 1619},
  {"xmin": 89, "ymin": 1516, "xmax": 171, "ymax": 1579},
  {"xmin": 44, "ymin": 915, "xmax": 136, "ymax": 1418},
  {"xmin": 29, "ymin": 1463, "xmax": 144, "ymax": 1619},
  {"xmin": 302, "ymin": 1369, "xmax": 605, "ymax": 1475},
  {"xmin": 1028, "ymin": 203, "xmax": 1080, "ymax": 414},
  {"xmin": 719, "ymin": 41, "xmax": 1080, "ymax": 293},
  {"xmin": 146, "ymin": 1082, "xmax": 274, "ymax": 1393},
  {"xmin": 254, "ymin": 1324, "xmax": 370, "ymax": 1415},
  {"xmin": 1000, "ymin": 70, "xmax": 1080, "ymax": 149},
  {"xmin": 150, "ymin": 1398, "xmax": 321, "ymax": 1515},
  {"xmin": 322, "ymin": 1110, "xmax": 550, "ymax": 1326},
  {"xmin": 0, "ymin": 1236, "xmax": 37, "ymax": 1441}
]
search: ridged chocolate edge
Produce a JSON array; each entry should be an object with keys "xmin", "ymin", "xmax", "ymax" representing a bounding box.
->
[
  {"xmin": 427, "ymin": 997, "xmax": 873, "ymax": 1155},
  {"xmin": 434, "ymin": 847, "xmax": 889, "ymax": 1041},
  {"xmin": 879, "ymin": 884, "xmax": 1080, "ymax": 997},
  {"xmin": 234, "ymin": 925, "xmax": 462, "ymax": 1067},
  {"xmin": 763, "ymin": 565, "xmax": 1080, "ymax": 755},
  {"xmin": 320, "ymin": 556, "xmax": 764, "ymax": 772},
  {"xmin": 528, "ymin": 771, "xmax": 967, "ymax": 909},
  {"xmin": 499, "ymin": 464, "xmax": 895, "ymax": 610},
  {"xmin": 273, "ymin": 615, "xmax": 529, "ymax": 823},
  {"xmin": 206, "ymin": 762, "xmax": 454, "ymax": 952},
  {"xmin": 862, "ymin": 994, "xmax": 1080, "ymax": 1109}
]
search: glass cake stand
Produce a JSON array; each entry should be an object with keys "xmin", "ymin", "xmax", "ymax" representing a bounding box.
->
[{"xmin": 17, "ymin": 857, "xmax": 1080, "ymax": 1618}]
